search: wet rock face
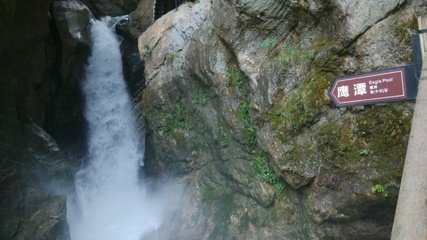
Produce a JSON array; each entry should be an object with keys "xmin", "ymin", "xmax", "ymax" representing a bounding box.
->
[
  {"xmin": 80, "ymin": 0, "xmax": 139, "ymax": 16},
  {"xmin": 0, "ymin": 120, "xmax": 72, "ymax": 240},
  {"xmin": 117, "ymin": 0, "xmax": 155, "ymax": 40},
  {"xmin": 0, "ymin": 0, "xmax": 93, "ymax": 143},
  {"xmin": 137, "ymin": 0, "xmax": 427, "ymax": 239},
  {"xmin": 0, "ymin": 0, "xmax": 96, "ymax": 239},
  {"xmin": 0, "ymin": 0, "xmax": 54, "ymax": 127},
  {"xmin": 50, "ymin": 0, "xmax": 93, "ymax": 141},
  {"xmin": 51, "ymin": 0, "xmax": 93, "ymax": 76}
]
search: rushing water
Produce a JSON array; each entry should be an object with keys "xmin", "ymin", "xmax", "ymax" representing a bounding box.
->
[{"xmin": 67, "ymin": 18, "xmax": 162, "ymax": 240}]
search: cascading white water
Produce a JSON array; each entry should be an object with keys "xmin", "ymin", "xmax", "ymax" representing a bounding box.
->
[{"xmin": 67, "ymin": 17, "xmax": 162, "ymax": 240}]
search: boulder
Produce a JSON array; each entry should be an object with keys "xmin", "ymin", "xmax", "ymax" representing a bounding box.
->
[
  {"xmin": 81, "ymin": 0, "xmax": 139, "ymax": 17},
  {"xmin": 0, "ymin": 120, "xmax": 72, "ymax": 240},
  {"xmin": 51, "ymin": 0, "xmax": 93, "ymax": 79},
  {"xmin": 136, "ymin": 0, "xmax": 427, "ymax": 239},
  {"xmin": 123, "ymin": 0, "xmax": 154, "ymax": 39},
  {"xmin": 49, "ymin": 0, "xmax": 93, "ymax": 143}
]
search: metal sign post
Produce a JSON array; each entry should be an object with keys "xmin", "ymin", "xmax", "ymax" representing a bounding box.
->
[{"xmin": 391, "ymin": 15, "xmax": 427, "ymax": 240}]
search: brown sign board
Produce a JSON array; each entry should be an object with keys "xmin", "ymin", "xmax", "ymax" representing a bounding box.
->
[{"xmin": 328, "ymin": 66, "xmax": 417, "ymax": 107}]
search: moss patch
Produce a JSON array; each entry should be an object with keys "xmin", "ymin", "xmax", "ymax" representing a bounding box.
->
[
  {"xmin": 275, "ymin": 43, "xmax": 315, "ymax": 65},
  {"xmin": 394, "ymin": 16, "xmax": 418, "ymax": 62},
  {"xmin": 356, "ymin": 104, "xmax": 412, "ymax": 180},
  {"xmin": 266, "ymin": 37, "xmax": 340, "ymax": 142},
  {"xmin": 308, "ymin": 104, "xmax": 410, "ymax": 175},
  {"xmin": 268, "ymin": 69, "xmax": 332, "ymax": 141},
  {"xmin": 394, "ymin": 16, "xmax": 418, "ymax": 46},
  {"xmin": 280, "ymin": 103, "xmax": 412, "ymax": 195},
  {"xmin": 265, "ymin": 34, "xmax": 413, "ymax": 183}
]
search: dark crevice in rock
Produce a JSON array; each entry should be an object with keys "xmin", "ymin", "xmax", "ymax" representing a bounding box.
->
[{"xmin": 45, "ymin": 7, "xmax": 64, "ymax": 135}]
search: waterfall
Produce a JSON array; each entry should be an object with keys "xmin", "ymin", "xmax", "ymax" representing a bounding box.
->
[{"xmin": 67, "ymin": 17, "xmax": 161, "ymax": 240}]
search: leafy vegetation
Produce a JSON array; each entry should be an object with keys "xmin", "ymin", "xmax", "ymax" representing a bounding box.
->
[
  {"xmin": 225, "ymin": 64, "xmax": 286, "ymax": 194},
  {"xmin": 252, "ymin": 151, "xmax": 285, "ymax": 194},
  {"xmin": 226, "ymin": 67, "xmax": 244, "ymax": 89},
  {"xmin": 192, "ymin": 135, "xmax": 210, "ymax": 150},
  {"xmin": 166, "ymin": 53, "xmax": 175, "ymax": 65},
  {"xmin": 374, "ymin": 184, "xmax": 385, "ymax": 193},
  {"xmin": 372, "ymin": 182, "xmax": 401, "ymax": 198},
  {"xmin": 218, "ymin": 126, "xmax": 231, "ymax": 147},
  {"xmin": 268, "ymin": 70, "xmax": 332, "ymax": 140},
  {"xmin": 237, "ymin": 100, "xmax": 257, "ymax": 145},
  {"xmin": 266, "ymin": 38, "xmax": 343, "ymax": 142},
  {"xmin": 159, "ymin": 99, "xmax": 191, "ymax": 131},
  {"xmin": 203, "ymin": 189, "xmax": 215, "ymax": 203},
  {"xmin": 275, "ymin": 43, "xmax": 314, "ymax": 65},
  {"xmin": 193, "ymin": 90, "xmax": 208, "ymax": 106},
  {"xmin": 261, "ymin": 38, "xmax": 277, "ymax": 49}
]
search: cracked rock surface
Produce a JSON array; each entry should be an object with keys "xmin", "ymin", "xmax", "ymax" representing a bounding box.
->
[{"xmin": 136, "ymin": 0, "xmax": 427, "ymax": 239}]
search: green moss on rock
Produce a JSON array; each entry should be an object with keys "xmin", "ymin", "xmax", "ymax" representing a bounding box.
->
[
  {"xmin": 295, "ymin": 103, "xmax": 411, "ymax": 180},
  {"xmin": 266, "ymin": 38, "xmax": 341, "ymax": 142},
  {"xmin": 394, "ymin": 16, "xmax": 418, "ymax": 46},
  {"xmin": 268, "ymin": 69, "xmax": 332, "ymax": 141},
  {"xmin": 268, "ymin": 39, "xmax": 413, "ymax": 183}
]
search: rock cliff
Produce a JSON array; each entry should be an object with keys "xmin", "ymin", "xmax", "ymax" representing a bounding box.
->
[
  {"xmin": 137, "ymin": 0, "xmax": 427, "ymax": 239},
  {"xmin": 0, "ymin": 0, "xmax": 93, "ymax": 239}
]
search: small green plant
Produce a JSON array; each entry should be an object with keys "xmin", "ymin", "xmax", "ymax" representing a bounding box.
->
[
  {"xmin": 277, "ymin": 44, "xmax": 297, "ymax": 63},
  {"xmin": 274, "ymin": 181, "xmax": 285, "ymax": 194},
  {"xmin": 160, "ymin": 100, "xmax": 191, "ymax": 131},
  {"xmin": 261, "ymin": 38, "xmax": 277, "ymax": 49},
  {"xmin": 237, "ymin": 100, "xmax": 250, "ymax": 125},
  {"xmin": 282, "ymin": 196, "xmax": 291, "ymax": 204},
  {"xmin": 166, "ymin": 54, "xmax": 175, "ymax": 65},
  {"xmin": 193, "ymin": 90, "xmax": 207, "ymax": 106},
  {"xmin": 192, "ymin": 136, "xmax": 209, "ymax": 151},
  {"xmin": 237, "ymin": 100, "xmax": 257, "ymax": 145},
  {"xmin": 359, "ymin": 149, "xmax": 373, "ymax": 156},
  {"xmin": 374, "ymin": 184, "xmax": 385, "ymax": 193},
  {"xmin": 252, "ymin": 151, "xmax": 285, "ymax": 194},
  {"xmin": 226, "ymin": 68, "xmax": 244, "ymax": 88},
  {"xmin": 246, "ymin": 175, "xmax": 254, "ymax": 184},
  {"xmin": 203, "ymin": 189, "xmax": 215, "ymax": 203},
  {"xmin": 384, "ymin": 182, "xmax": 400, "ymax": 189},
  {"xmin": 218, "ymin": 127, "xmax": 231, "ymax": 147},
  {"xmin": 275, "ymin": 43, "xmax": 314, "ymax": 65}
]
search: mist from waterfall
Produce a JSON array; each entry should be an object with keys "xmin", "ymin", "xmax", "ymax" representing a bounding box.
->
[{"xmin": 67, "ymin": 17, "xmax": 173, "ymax": 240}]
